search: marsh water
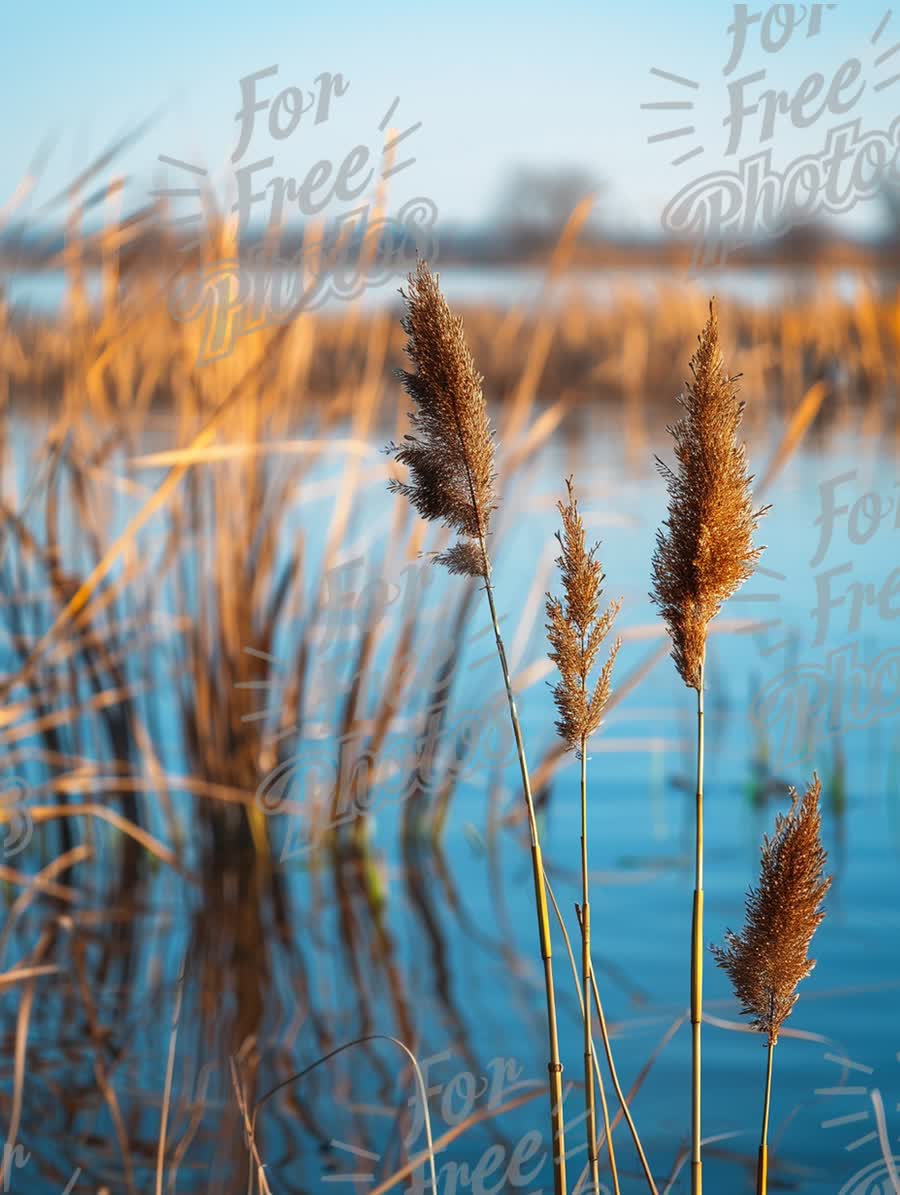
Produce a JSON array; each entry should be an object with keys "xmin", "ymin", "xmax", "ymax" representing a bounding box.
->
[{"xmin": 1, "ymin": 387, "xmax": 899, "ymax": 1195}]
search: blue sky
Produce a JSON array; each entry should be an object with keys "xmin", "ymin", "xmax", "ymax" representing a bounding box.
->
[{"xmin": 2, "ymin": 1, "xmax": 896, "ymax": 236}]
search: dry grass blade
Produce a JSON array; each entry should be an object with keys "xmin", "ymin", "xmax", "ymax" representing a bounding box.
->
[
  {"xmin": 0, "ymin": 844, "xmax": 92, "ymax": 963},
  {"xmin": 0, "ymin": 320, "xmax": 297, "ymax": 702},
  {"xmin": 576, "ymin": 906, "xmax": 660, "ymax": 1195},
  {"xmin": 755, "ymin": 381, "xmax": 828, "ymax": 498},
  {"xmin": 369, "ymin": 1084, "xmax": 546, "ymax": 1195},
  {"xmin": 249, "ymin": 1035, "xmax": 437, "ymax": 1195},
  {"xmin": 20, "ymin": 804, "xmax": 191, "ymax": 880},
  {"xmin": 503, "ymin": 194, "xmax": 597, "ymax": 445},
  {"xmin": 230, "ymin": 1058, "xmax": 273, "ymax": 1195},
  {"xmin": 156, "ymin": 970, "xmax": 185, "ymax": 1195},
  {"xmin": 542, "ymin": 874, "xmax": 615, "ymax": 1188},
  {"xmin": 0, "ymin": 965, "xmax": 60, "ymax": 987},
  {"xmin": 1, "ymin": 928, "xmax": 53, "ymax": 1189}
]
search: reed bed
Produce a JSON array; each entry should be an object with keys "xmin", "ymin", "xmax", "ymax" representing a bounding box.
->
[
  {"xmin": 0, "ymin": 203, "xmax": 887, "ymax": 1192},
  {"xmin": 5, "ymin": 269, "xmax": 900, "ymax": 440}
]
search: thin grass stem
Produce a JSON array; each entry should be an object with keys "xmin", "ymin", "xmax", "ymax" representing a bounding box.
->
[
  {"xmin": 691, "ymin": 653, "xmax": 706, "ymax": 1195},
  {"xmin": 757, "ymin": 1041, "xmax": 775, "ymax": 1195},
  {"xmin": 479, "ymin": 532, "xmax": 567, "ymax": 1195},
  {"xmin": 577, "ymin": 907, "xmax": 659, "ymax": 1195},
  {"xmin": 581, "ymin": 739, "xmax": 618, "ymax": 1195},
  {"xmin": 542, "ymin": 876, "xmax": 616, "ymax": 1192}
]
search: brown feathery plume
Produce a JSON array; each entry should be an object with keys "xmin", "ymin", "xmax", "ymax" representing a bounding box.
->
[
  {"xmin": 387, "ymin": 261, "xmax": 496, "ymax": 577},
  {"xmin": 712, "ymin": 775, "xmax": 831, "ymax": 1044},
  {"xmin": 387, "ymin": 262, "xmax": 568, "ymax": 1195},
  {"xmin": 651, "ymin": 301, "xmax": 768, "ymax": 690},
  {"xmin": 546, "ymin": 478, "xmax": 622, "ymax": 754},
  {"xmin": 712, "ymin": 775, "xmax": 831, "ymax": 1195},
  {"xmin": 546, "ymin": 478, "xmax": 623, "ymax": 1195},
  {"xmin": 650, "ymin": 301, "xmax": 767, "ymax": 1195}
]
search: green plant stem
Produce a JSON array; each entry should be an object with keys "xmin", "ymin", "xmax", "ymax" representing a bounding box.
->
[
  {"xmin": 691, "ymin": 654, "xmax": 706, "ymax": 1195},
  {"xmin": 480, "ymin": 538, "xmax": 567, "ymax": 1195},
  {"xmin": 578, "ymin": 908, "xmax": 659, "ymax": 1195},
  {"xmin": 757, "ymin": 1040, "xmax": 774, "ymax": 1195},
  {"xmin": 544, "ymin": 877, "xmax": 620, "ymax": 1195},
  {"xmin": 581, "ymin": 739, "xmax": 619, "ymax": 1195}
]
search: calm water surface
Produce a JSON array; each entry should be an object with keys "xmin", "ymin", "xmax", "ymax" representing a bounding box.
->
[{"xmin": 1, "ymin": 408, "xmax": 897, "ymax": 1195}]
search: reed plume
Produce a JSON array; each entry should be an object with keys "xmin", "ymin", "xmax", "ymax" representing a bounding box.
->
[
  {"xmin": 387, "ymin": 261, "xmax": 568, "ymax": 1195},
  {"xmin": 651, "ymin": 301, "xmax": 767, "ymax": 691},
  {"xmin": 388, "ymin": 262, "xmax": 495, "ymax": 578},
  {"xmin": 546, "ymin": 478, "xmax": 621, "ymax": 1195},
  {"xmin": 650, "ymin": 302, "xmax": 767, "ymax": 1195},
  {"xmin": 712, "ymin": 776, "xmax": 831, "ymax": 1195},
  {"xmin": 546, "ymin": 478, "xmax": 621, "ymax": 752}
]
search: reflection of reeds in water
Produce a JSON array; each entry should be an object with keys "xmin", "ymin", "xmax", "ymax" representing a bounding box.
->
[
  {"xmin": 712, "ymin": 776, "xmax": 831, "ymax": 1195},
  {"xmin": 651, "ymin": 303, "xmax": 767, "ymax": 1195}
]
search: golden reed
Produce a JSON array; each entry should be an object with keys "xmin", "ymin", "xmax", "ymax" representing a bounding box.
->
[
  {"xmin": 546, "ymin": 477, "xmax": 621, "ymax": 1194},
  {"xmin": 651, "ymin": 301, "xmax": 767, "ymax": 1195},
  {"xmin": 713, "ymin": 776, "xmax": 831, "ymax": 1195},
  {"xmin": 388, "ymin": 262, "xmax": 568, "ymax": 1194}
]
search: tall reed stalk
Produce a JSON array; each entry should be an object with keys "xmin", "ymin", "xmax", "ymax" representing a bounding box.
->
[
  {"xmin": 651, "ymin": 303, "xmax": 767, "ymax": 1194},
  {"xmin": 581, "ymin": 741, "xmax": 611, "ymax": 1195},
  {"xmin": 713, "ymin": 776, "xmax": 831, "ymax": 1195},
  {"xmin": 387, "ymin": 262, "xmax": 567, "ymax": 1194},
  {"xmin": 691, "ymin": 651, "xmax": 704, "ymax": 1195},
  {"xmin": 546, "ymin": 479, "xmax": 621, "ymax": 1194},
  {"xmin": 577, "ymin": 914, "xmax": 659, "ymax": 1194},
  {"xmin": 757, "ymin": 1040, "xmax": 774, "ymax": 1195}
]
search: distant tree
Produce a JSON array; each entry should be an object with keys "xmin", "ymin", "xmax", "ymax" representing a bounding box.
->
[
  {"xmin": 879, "ymin": 178, "xmax": 900, "ymax": 244},
  {"xmin": 496, "ymin": 166, "xmax": 605, "ymax": 240}
]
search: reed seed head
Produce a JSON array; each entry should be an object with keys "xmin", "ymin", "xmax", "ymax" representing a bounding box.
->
[
  {"xmin": 650, "ymin": 302, "xmax": 768, "ymax": 689},
  {"xmin": 546, "ymin": 477, "xmax": 622, "ymax": 752},
  {"xmin": 712, "ymin": 775, "xmax": 832, "ymax": 1045},
  {"xmin": 387, "ymin": 262, "xmax": 496, "ymax": 577}
]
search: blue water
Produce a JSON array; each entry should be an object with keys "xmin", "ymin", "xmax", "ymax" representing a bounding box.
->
[
  {"xmin": 258, "ymin": 425, "xmax": 900, "ymax": 1193},
  {"xmin": 4, "ymin": 263, "xmax": 874, "ymax": 320},
  {"xmin": 0, "ymin": 407, "xmax": 897, "ymax": 1194}
]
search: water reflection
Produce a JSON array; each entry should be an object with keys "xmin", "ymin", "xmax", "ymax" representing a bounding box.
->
[{"xmin": 0, "ymin": 413, "xmax": 897, "ymax": 1193}]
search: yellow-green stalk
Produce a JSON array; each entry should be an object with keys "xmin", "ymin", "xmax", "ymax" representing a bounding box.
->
[
  {"xmin": 651, "ymin": 304, "xmax": 767, "ymax": 1194},
  {"xmin": 545, "ymin": 478, "xmax": 621, "ymax": 1194},
  {"xmin": 388, "ymin": 263, "xmax": 568, "ymax": 1193}
]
